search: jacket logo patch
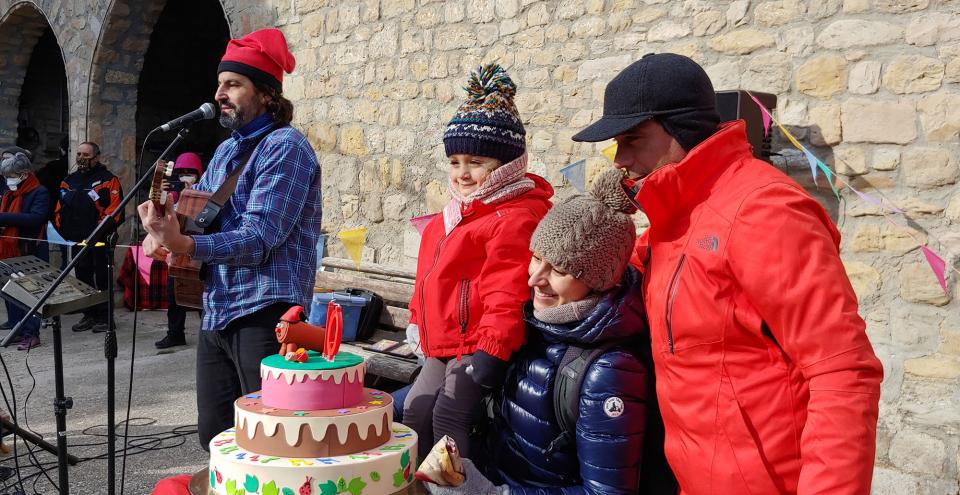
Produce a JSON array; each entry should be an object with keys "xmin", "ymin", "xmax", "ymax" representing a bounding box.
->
[
  {"xmin": 696, "ymin": 235, "xmax": 719, "ymax": 252},
  {"xmin": 603, "ymin": 397, "xmax": 624, "ymax": 418}
]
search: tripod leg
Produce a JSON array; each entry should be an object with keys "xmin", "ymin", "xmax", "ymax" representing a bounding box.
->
[{"xmin": 0, "ymin": 417, "xmax": 78, "ymax": 465}]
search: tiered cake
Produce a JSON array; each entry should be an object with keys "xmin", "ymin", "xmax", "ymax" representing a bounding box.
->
[{"xmin": 208, "ymin": 350, "xmax": 418, "ymax": 495}]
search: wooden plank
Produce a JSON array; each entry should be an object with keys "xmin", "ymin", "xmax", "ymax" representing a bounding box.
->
[
  {"xmin": 316, "ymin": 270, "xmax": 414, "ymax": 306},
  {"xmin": 321, "ymin": 257, "xmax": 416, "ymax": 281},
  {"xmin": 340, "ymin": 342, "xmax": 420, "ymax": 383},
  {"xmin": 379, "ymin": 305, "xmax": 411, "ymax": 329}
]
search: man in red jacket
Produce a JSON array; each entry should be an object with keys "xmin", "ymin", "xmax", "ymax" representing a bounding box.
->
[{"xmin": 573, "ymin": 53, "xmax": 884, "ymax": 495}]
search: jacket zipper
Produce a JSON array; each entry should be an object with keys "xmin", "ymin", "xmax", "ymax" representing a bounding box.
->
[
  {"xmin": 665, "ymin": 254, "xmax": 686, "ymax": 354},
  {"xmin": 418, "ymin": 233, "xmax": 449, "ymax": 354},
  {"xmin": 457, "ymin": 279, "xmax": 470, "ymax": 360}
]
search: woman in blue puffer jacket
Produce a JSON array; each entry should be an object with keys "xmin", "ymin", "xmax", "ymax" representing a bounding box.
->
[{"xmin": 426, "ymin": 169, "xmax": 675, "ymax": 495}]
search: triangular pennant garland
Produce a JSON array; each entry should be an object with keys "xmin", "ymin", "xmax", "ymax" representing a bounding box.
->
[
  {"xmin": 560, "ymin": 159, "xmax": 587, "ymax": 192},
  {"xmin": 409, "ymin": 214, "xmax": 437, "ymax": 236},
  {"xmin": 337, "ymin": 227, "xmax": 367, "ymax": 269}
]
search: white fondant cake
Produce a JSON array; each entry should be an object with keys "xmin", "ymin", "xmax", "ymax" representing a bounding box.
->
[{"xmin": 209, "ymin": 424, "xmax": 417, "ymax": 495}]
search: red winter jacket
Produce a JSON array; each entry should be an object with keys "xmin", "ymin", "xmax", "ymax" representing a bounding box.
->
[
  {"xmin": 630, "ymin": 121, "xmax": 883, "ymax": 495},
  {"xmin": 410, "ymin": 174, "xmax": 553, "ymax": 361}
]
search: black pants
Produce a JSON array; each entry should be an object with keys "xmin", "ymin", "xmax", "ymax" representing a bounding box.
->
[
  {"xmin": 166, "ymin": 275, "xmax": 186, "ymax": 339},
  {"xmin": 195, "ymin": 302, "xmax": 293, "ymax": 450},
  {"xmin": 72, "ymin": 245, "xmax": 108, "ymax": 320}
]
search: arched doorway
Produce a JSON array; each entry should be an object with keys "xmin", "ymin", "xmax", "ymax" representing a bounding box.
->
[
  {"xmin": 0, "ymin": 3, "xmax": 68, "ymax": 161},
  {"xmin": 136, "ymin": 0, "xmax": 231, "ymax": 175},
  {"xmin": 18, "ymin": 27, "xmax": 69, "ymax": 165}
]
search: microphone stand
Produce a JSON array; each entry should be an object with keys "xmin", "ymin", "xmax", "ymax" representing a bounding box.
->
[{"xmin": 0, "ymin": 127, "xmax": 191, "ymax": 495}]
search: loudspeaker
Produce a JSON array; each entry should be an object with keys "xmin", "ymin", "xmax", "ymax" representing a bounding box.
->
[{"xmin": 715, "ymin": 90, "xmax": 777, "ymax": 162}]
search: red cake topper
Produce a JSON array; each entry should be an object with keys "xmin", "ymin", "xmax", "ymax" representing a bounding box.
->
[
  {"xmin": 275, "ymin": 306, "xmax": 325, "ymax": 356},
  {"xmin": 323, "ymin": 301, "xmax": 343, "ymax": 361}
]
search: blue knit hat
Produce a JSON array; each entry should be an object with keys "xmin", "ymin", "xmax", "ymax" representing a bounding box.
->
[{"xmin": 443, "ymin": 64, "xmax": 526, "ymax": 164}]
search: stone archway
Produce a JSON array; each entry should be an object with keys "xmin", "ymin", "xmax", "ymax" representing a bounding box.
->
[
  {"xmin": 0, "ymin": 2, "xmax": 65, "ymax": 154},
  {"xmin": 86, "ymin": 0, "xmax": 278, "ymax": 184}
]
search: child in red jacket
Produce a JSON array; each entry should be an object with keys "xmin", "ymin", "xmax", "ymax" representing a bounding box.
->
[{"xmin": 403, "ymin": 64, "xmax": 553, "ymax": 459}]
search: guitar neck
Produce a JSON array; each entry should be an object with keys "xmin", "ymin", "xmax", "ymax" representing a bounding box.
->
[{"xmin": 149, "ymin": 160, "xmax": 174, "ymax": 212}]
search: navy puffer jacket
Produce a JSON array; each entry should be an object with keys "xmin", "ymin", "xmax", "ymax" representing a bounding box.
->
[{"xmin": 481, "ymin": 267, "xmax": 674, "ymax": 494}]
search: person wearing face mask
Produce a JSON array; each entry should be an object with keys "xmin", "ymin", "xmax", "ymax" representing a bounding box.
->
[
  {"xmin": 426, "ymin": 169, "xmax": 675, "ymax": 495},
  {"xmin": 571, "ymin": 53, "xmax": 883, "ymax": 495},
  {"xmin": 403, "ymin": 63, "xmax": 553, "ymax": 460},
  {"xmin": 0, "ymin": 152, "xmax": 49, "ymax": 350},
  {"xmin": 154, "ymin": 152, "xmax": 203, "ymax": 350},
  {"xmin": 54, "ymin": 141, "xmax": 124, "ymax": 333}
]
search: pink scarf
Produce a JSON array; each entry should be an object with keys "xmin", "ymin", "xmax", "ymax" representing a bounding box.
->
[{"xmin": 442, "ymin": 153, "xmax": 535, "ymax": 235}]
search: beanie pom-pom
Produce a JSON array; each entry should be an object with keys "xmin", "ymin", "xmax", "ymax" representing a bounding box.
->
[
  {"xmin": 590, "ymin": 169, "xmax": 638, "ymax": 215},
  {"xmin": 465, "ymin": 63, "xmax": 517, "ymax": 102}
]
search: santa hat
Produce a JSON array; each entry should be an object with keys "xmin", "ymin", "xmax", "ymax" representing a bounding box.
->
[{"xmin": 218, "ymin": 28, "xmax": 295, "ymax": 91}]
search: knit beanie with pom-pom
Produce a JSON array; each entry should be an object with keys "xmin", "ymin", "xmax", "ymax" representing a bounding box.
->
[
  {"xmin": 529, "ymin": 168, "xmax": 638, "ymax": 292},
  {"xmin": 443, "ymin": 63, "xmax": 526, "ymax": 164}
]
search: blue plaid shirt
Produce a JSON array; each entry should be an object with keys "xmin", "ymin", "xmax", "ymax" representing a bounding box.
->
[{"xmin": 190, "ymin": 113, "xmax": 322, "ymax": 331}]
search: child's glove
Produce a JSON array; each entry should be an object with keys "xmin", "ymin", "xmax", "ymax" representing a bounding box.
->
[
  {"xmin": 424, "ymin": 459, "xmax": 508, "ymax": 495},
  {"xmin": 466, "ymin": 350, "xmax": 508, "ymax": 389}
]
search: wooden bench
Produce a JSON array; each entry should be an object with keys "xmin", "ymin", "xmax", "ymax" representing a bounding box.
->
[{"xmin": 315, "ymin": 257, "xmax": 420, "ymax": 385}]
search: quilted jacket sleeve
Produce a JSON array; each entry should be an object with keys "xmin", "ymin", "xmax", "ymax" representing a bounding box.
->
[
  {"xmin": 509, "ymin": 349, "xmax": 650, "ymax": 495},
  {"xmin": 727, "ymin": 182, "xmax": 883, "ymax": 495}
]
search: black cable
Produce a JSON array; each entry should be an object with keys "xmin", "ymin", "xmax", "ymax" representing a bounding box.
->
[{"xmin": 0, "ymin": 336, "xmax": 26, "ymax": 491}]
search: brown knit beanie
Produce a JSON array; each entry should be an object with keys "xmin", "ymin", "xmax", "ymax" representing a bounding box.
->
[{"xmin": 530, "ymin": 169, "xmax": 638, "ymax": 292}]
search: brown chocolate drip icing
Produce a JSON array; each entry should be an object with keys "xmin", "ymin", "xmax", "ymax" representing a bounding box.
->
[{"xmin": 235, "ymin": 413, "xmax": 391, "ymax": 457}]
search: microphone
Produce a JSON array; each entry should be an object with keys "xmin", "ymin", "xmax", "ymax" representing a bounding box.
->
[{"xmin": 157, "ymin": 103, "xmax": 217, "ymax": 132}]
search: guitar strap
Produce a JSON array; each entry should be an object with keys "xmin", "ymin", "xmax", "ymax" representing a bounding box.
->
[{"xmin": 194, "ymin": 126, "xmax": 281, "ymax": 232}]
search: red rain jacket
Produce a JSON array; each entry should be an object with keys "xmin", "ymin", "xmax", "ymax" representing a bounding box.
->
[
  {"xmin": 410, "ymin": 174, "xmax": 553, "ymax": 361},
  {"xmin": 630, "ymin": 121, "xmax": 883, "ymax": 495}
]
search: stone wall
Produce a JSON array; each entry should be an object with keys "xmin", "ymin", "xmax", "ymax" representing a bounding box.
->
[
  {"xmin": 0, "ymin": 0, "xmax": 957, "ymax": 492},
  {"xmin": 274, "ymin": 0, "xmax": 960, "ymax": 492}
]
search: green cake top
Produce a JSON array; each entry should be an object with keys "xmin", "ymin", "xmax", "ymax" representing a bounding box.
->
[{"xmin": 261, "ymin": 350, "xmax": 363, "ymax": 371}]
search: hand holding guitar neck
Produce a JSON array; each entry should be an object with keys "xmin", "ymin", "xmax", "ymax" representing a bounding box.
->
[{"xmin": 148, "ymin": 159, "xmax": 175, "ymax": 213}]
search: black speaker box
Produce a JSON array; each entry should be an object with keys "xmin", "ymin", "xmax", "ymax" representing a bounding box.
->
[{"xmin": 715, "ymin": 90, "xmax": 777, "ymax": 162}]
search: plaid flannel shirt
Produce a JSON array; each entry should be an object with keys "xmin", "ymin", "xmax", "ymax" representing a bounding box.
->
[{"xmin": 190, "ymin": 113, "xmax": 322, "ymax": 331}]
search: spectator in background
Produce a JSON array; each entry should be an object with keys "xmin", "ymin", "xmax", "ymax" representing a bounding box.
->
[
  {"xmin": 55, "ymin": 141, "xmax": 124, "ymax": 333},
  {"xmin": 0, "ymin": 151, "xmax": 49, "ymax": 350},
  {"xmin": 36, "ymin": 136, "xmax": 68, "ymax": 222},
  {"xmin": 155, "ymin": 152, "xmax": 203, "ymax": 350}
]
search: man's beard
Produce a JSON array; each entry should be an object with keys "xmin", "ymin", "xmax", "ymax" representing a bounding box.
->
[{"xmin": 218, "ymin": 104, "xmax": 246, "ymax": 130}]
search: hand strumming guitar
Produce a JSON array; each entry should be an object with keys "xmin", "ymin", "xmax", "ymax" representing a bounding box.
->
[{"xmin": 137, "ymin": 200, "xmax": 195, "ymax": 256}]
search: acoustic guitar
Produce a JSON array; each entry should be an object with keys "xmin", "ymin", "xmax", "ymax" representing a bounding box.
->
[{"xmin": 147, "ymin": 159, "xmax": 207, "ymax": 309}]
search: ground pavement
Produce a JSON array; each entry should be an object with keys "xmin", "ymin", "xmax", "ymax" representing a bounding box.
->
[{"xmin": 0, "ymin": 306, "xmax": 207, "ymax": 494}]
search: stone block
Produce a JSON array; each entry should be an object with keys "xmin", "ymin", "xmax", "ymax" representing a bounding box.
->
[
  {"xmin": 705, "ymin": 60, "xmax": 741, "ymax": 91},
  {"xmin": 495, "ymin": 0, "xmax": 519, "ymax": 18},
  {"xmin": 807, "ymin": 0, "xmax": 843, "ymax": 17},
  {"xmin": 424, "ymin": 179, "xmax": 448, "ymax": 213},
  {"xmin": 708, "ymin": 29, "xmax": 776, "ymax": 55},
  {"xmin": 917, "ymin": 92, "xmax": 960, "ymax": 142},
  {"xmin": 403, "ymin": 229, "xmax": 422, "ymax": 259},
  {"xmin": 777, "ymin": 26, "xmax": 814, "ymax": 56},
  {"xmin": 741, "ymin": 53, "xmax": 791, "ymax": 93},
  {"xmin": 848, "ymin": 60, "xmax": 882, "ymax": 95},
  {"xmin": 905, "ymin": 14, "xmax": 948, "ymax": 46},
  {"xmin": 381, "ymin": 0, "xmax": 414, "ymax": 18},
  {"xmin": 900, "ymin": 262, "xmax": 951, "ymax": 306},
  {"xmin": 466, "ymin": 0, "xmax": 496, "ymax": 23},
  {"xmin": 302, "ymin": 12, "xmax": 324, "ymax": 37},
  {"xmin": 807, "ymin": 104, "xmax": 841, "ymax": 146},
  {"xmin": 840, "ymin": 98, "xmax": 917, "ymax": 145},
  {"xmin": 947, "ymin": 194, "xmax": 960, "ymax": 222},
  {"xmin": 382, "ymin": 194, "xmax": 408, "ymax": 221},
  {"xmin": 875, "ymin": 0, "xmax": 929, "ymax": 12},
  {"xmin": 571, "ymin": 17, "xmax": 607, "ymax": 38},
  {"xmin": 577, "ymin": 54, "xmax": 633, "ymax": 81},
  {"xmin": 901, "ymin": 148, "xmax": 958, "ymax": 189},
  {"xmin": 647, "ymin": 20, "xmax": 691, "ymax": 42},
  {"xmin": 754, "ymin": 1, "xmax": 802, "ymax": 26},
  {"xmin": 726, "ymin": 0, "xmax": 749, "ymax": 25},
  {"xmin": 889, "ymin": 429, "xmax": 948, "ymax": 476},
  {"xmin": 339, "ymin": 124, "xmax": 368, "ymax": 156},
  {"xmin": 882, "ymin": 55, "xmax": 944, "ymax": 94},
  {"xmin": 833, "ymin": 145, "xmax": 866, "ymax": 176},
  {"xmin": 843, "ymin": 260, "xmax": 882, "ymax": 301},
  {"xmin": 872, "ymin": 148, "xmax": 900, "ymax": 172},
  {"xmin": 816, "ymin": 20, "xmax": 903, "ymax": 49},
  {"xmin": 526, "ymin": 3, "xmax": 549, "ymax": 26},
  {"xmin": 777, "ymin": 98, "xmax": 808, "ymax": 127},
  {"xmin": 434, "ymin": 25, "xmax": 476, "ymax": 51},
  {"xmin": 307, "ymin": 124, "xmax": 337, "ymax": 153},
  {"xmin": 797, "ymin": 54, "xmax": 847, "ymax": 98},
  {"xmin": 444, "ymin": 1, "xmax": 465, "ymax": 23},
  {"xmin": 516, "ymin": 27, "xmax": 545, "ymax": 48},
  {"xmin": 905, "ymin": 355, "xmax": 960, "ymax": 379},
  {"xmin": 556, "ymin": 0, "xmax": 585, "ymax": 20},
  {"xmin": 693, "ymin": 11, "xmax": 725, "ymax": 37}
]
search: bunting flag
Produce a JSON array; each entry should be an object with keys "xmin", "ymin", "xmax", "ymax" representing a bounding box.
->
[
  {"xmin": 337, "ymin": 227, "xmax": 367, "ymax": 269},
  {"xmin": 921, "ymin": 245, "xmax": 950, "ymax": 296},
  {"xmin": 601, "ymin": 142, "xmax": 618, "ymax": 162},
  {"xmin": 746, "ymin": 91, "xmax": 955, "ymax": 296},
  {"xmin": 560, "ymin": 159, "xmax": 587, "ymax": 192},
  {"xmin": 409, "ymin": 214, "xmax": 437, "ymax": 235},
  {"xmin": 749, "ymin": 93, "xmax": 772, "ymax": 137}
]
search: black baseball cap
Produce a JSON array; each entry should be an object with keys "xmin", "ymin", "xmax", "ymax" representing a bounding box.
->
[{"xmin": 572, "ymin": 53, "xmax": 720, "ymax": 144}]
